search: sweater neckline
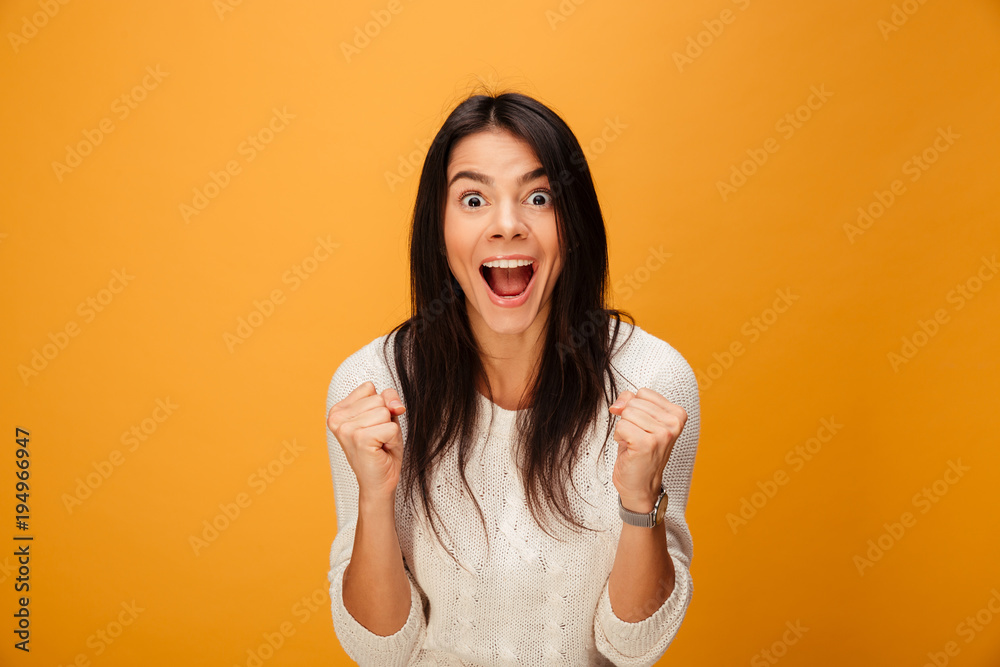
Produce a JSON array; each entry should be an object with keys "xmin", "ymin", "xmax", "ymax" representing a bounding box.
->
[
  {"xmin": 470, "ymin": 317, "xmax": 637, "ymax": 431},
  {"xmin": 475, "ymin": 390, "xmax": 523, "ymax": 432}
]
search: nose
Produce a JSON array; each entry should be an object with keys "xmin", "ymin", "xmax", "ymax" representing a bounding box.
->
[{"xmin": 489, "ymin": 199, "xmax": 528, "ymax": 240}]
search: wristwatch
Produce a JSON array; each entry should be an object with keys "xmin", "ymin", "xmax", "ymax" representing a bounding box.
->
[{"xmin": 618, "ymin": 487, "xmax": 668, "ymax": 528}]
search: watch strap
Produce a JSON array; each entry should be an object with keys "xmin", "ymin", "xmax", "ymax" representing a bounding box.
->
[{"xmin": 618, "ymin": 487, "xmax": 668, "ymax": 528}]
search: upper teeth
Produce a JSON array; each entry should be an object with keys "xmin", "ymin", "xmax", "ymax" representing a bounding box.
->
[{"xmin": 482, "ymin": 259, "xmax": 533, "ymax": 269}]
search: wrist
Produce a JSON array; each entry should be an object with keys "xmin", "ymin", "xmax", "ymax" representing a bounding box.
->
[
  {"xmin": 358, "ymin": 492, "xmax": 397, "ymax": 517},
  {"xmin": 618, "ymin": 493, "xmax": 658, "ymax": 514}
]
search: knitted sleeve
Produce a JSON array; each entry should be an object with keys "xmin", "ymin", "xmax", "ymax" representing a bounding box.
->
[
  {"xmin": 594, "ymin": 341, "xmax": 700, "ymax": 667},
  {"xmin": 325, "ymin": 341, "xmax": 428, "ymax": 666}
]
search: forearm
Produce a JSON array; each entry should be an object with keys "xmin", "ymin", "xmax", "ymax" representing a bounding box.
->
[
  {"xmin": 342, "ymin": 495, "xmax": 412, "ymax": 636},
  {"xmin": 607, "ymin": 494, "xmax": 676, "ymax": 623}
]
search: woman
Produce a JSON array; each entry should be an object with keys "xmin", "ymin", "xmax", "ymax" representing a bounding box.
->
[{"xmin": 325, "ymin": 91, "xmax": 700, "ymax": 666}]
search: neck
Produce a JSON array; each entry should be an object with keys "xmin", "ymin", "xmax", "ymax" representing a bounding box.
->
[{"xmin": 470, "ymin": 310, "xmax": 548, "ymax": 411}]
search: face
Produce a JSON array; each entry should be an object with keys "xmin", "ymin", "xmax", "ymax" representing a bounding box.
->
[{"xmin": 443, "ymin": 129, "xmax": 564, "ymax": 340}]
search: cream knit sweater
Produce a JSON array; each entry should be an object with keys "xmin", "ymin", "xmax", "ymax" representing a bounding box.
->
[{"xmin": 325, "ymin": 320, "xmax": 700, "ymax": 666}]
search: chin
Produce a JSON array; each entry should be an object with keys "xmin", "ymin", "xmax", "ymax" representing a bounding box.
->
[
  {"xmin": 475, "ymin": 302, "xmax": 541, "ymax": 333},
  {"xmin": 483, "ymin": 311, "xmax": 536, "ymax": 331}
]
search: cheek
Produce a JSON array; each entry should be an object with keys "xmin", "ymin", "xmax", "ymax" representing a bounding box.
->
[
  {"xmin": 443, "ymin": 225, "xmax": 479, "ymax": 277},
  {"xmin": 542, "ymin": 229, "xmax": 563, "ymax": 267},
  {"xmin": 550, "ymin": 257, "xmax": 564, "ymax": 283},
  {"xmin": 441, "ymin": 217, "xmax": 461, "ymax": 273},
  {"xmin": 442, "ymin": 244, "xmax": 469, "ymax": 283}
]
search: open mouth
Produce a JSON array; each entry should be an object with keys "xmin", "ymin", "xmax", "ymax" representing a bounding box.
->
[{"xmin": 480, "ymin": 260, "xmax": 536, "ymax": 299}]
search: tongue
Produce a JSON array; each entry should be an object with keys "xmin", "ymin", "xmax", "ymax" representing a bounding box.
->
[{"xmin": 487, "ymin": 266, "xmax": 532, "ymax": 297}]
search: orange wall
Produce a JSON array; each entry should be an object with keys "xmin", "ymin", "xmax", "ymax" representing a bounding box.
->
[{"xmin": 2, "ymin": 1, "xmax": 999, "ymax": 665}]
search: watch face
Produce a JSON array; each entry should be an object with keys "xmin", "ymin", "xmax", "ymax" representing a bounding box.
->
[{"xmin": 655, "ymin": 492, "xmax": 668, "ymax": 523}]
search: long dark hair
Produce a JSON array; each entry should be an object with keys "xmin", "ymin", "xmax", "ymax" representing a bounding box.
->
[{"xmin": 382, "ymin": 90, "xmax": 636, "ymax": 570}]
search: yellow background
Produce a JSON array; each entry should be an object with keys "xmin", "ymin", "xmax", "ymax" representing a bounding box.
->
[{"xmin": 2, "ymin": 0, "xmax": 999, "ymax": 665}]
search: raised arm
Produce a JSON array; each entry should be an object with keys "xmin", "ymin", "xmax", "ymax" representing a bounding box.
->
[
  {"xmin": 326, "ymin": 355, "xmax": 427, "ymax": 665},
  {"xmin": 594, "ymin": 344, "xmax": 700, "ymax": 666}
]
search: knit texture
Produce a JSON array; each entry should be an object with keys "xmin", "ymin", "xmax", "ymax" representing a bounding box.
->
[{"xmin": 326, "ymin": 320, "xmax": 700, "ymax": 666}]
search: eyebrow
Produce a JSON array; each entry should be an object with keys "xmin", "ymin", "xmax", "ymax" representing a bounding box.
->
[{"xmin": 447, "ymin": 167, "xmax": 547, "ymax": 189}]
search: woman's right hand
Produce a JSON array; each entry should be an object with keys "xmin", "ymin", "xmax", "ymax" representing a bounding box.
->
[{"xmin": 327, "ymin": 381, "xmax": 406, "ymax": 504}]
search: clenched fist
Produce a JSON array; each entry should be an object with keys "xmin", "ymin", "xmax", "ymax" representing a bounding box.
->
[{"xmin": 327, "ymin": 381, "xmax": 406, "ymax": 503}]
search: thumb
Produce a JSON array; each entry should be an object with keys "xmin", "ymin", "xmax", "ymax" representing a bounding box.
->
[
  {"xmin": 381, "ymin": 387, "xmax": 406, "ymax": 419},
  {"xmin": 609, "ymin": 390, "xmax": 634, "ymax": 416}
]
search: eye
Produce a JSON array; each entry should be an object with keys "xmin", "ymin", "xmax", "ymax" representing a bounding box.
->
[
  {"xmin": 526, "ymin": 190, "xmax": 552, "ymax": 207},
  {"xmin": 459, "ymin": 192, "xmax": 486, "ymax": 208}
]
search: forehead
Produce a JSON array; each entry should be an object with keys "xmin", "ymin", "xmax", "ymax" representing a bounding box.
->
[{"xmin": 446, "ymin": 130, "xmax": 543, "ymax": 177}]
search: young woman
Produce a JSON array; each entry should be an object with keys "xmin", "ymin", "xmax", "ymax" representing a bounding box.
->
[{"xmin": 325, "ymin": 91, "xmax": 700, "ymax": 666}]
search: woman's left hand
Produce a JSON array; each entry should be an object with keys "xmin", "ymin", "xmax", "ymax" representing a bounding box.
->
[{"xmin": 609, "ymin": 388, "xmax": 688, "ymax": 513}]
